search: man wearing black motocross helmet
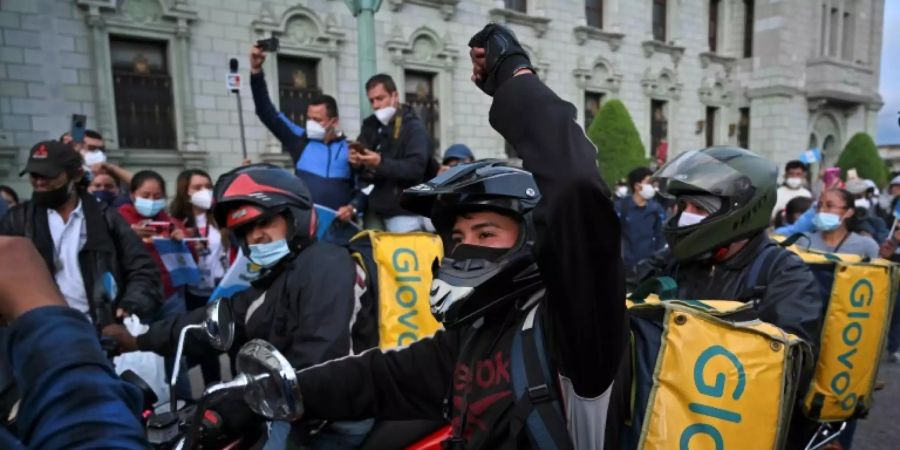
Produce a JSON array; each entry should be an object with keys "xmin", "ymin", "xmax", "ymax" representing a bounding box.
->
[
  {"xmin": 103, "ymin": 164, "xmax": 376, "ymax": 447},
  {"xmin": 292, "ymin": 24, "xmax": 626, "ymax": 449}
]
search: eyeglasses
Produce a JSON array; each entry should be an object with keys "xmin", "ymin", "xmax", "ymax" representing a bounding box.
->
[{"xmin": 817, "ymin": 202, "xmax": 848, "ymax": 212}]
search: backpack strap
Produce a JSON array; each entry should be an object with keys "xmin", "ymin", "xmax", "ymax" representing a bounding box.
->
[
  {"xmin": 510, "ymin": 303, "xmax": 574, "ymax": 450},
  {"xmin": 742, "ymin": 244, "xmax": 789, "ymax": 301}
]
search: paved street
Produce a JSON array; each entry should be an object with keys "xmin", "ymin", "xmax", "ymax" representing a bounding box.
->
[{"xmin": 852, "ymin": 357, "xmax": 900, "ymax": 449}]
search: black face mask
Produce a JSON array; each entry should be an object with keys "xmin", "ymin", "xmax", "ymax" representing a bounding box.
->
[
  {"xmin": 33, "ymin": 182, "xmax": 73, "ymax": 209},
  {"xmin": 449, "ymin": 244, "xmax": 511, "ymax": 263}
]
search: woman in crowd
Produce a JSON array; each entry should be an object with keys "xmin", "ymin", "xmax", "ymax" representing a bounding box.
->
[
  {"xmin": 169, "ymin": 169, "xmax": 230, "ymax": 311},
  {"xmin": 117, "ymin": 170, "xmax": 190, "ymax": 308},
  {"xmin": 804, "ymin": 188, "xmax": 880, "ymax": 259}
]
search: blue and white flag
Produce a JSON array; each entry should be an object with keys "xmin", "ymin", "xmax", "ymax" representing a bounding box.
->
[
  {"xmin": 208, "ymin": 250, "xmax": 262, "ymax": 303},
  {"xmin": 153, "ymin": 239, "xmax": 201, "ymax": 287},
  {"xmin": 314, "ymin": 204, "xmax": 338, "ymax": 240},
  {"xmin": 800, "ymin": 148, "xmax": 822, "ymax": 165}
]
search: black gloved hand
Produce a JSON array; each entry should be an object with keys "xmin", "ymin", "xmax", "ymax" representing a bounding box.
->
[{"xmin": 468, "ymin": 23, "xmax": 534, "ymax": 96}]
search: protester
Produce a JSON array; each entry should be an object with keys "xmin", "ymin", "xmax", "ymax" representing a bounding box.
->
[
  {"xmin": 117, "ymin": 170, "xmax": 190, "ymax": 306},
  {"xmin": 104, "ymin": 164, "xmax": 377, "ymax": 448},
  {"xmin": 0, "ymin": 185, "xmax": 19, "ymax": 208},
  {"xmin": 616, "ymin": 167, "xmax": 666, "ymax": 279},
  {"xmin": 437, "ymin": 143, "xmax": 474, "ymax": 174},
  {"xmin": 87, "ymin": 172, "xmax": 121, "ymax": 207},
  {"xmin": 0, "ymin": 141, "xmax": 161, "ymax": 321},
  {"xmin": 804, "ymin": 188, "xmax": 880, "ymax": 259},
  {"xmin": 288, "ymin": 24, "xmax": 625, "ymax": 449},
  {"xmin": 845, "ymin": 178, "xmax": 889, "ymax": 243},
  {"xmin": 354, "ymin": 73, "xmax": 431, "ymax": 232},
  {"xmin": 61, "ymin": 129, "xmax": 105, "ymax": 161},
  {"xmin": 773, "ymin": 160, "xmax": 812, "ymax": 219},
  {"xmin": 640, "ymin": 146, "xmax": 822, "ymax": 448},
  {"xmin": 249, "ymin": 45, "xmax": 364, "ymax": 223},
  {"xmin": 614, "ymin": 178, "xmax": 628, "ymax": 198},
  {"xmin": 0, "ymin": 237, "xmax": 146, "ymax": 450},
  {"xmin": 876, "ymin": 174, "xmax": 900, "ymax": 224}
]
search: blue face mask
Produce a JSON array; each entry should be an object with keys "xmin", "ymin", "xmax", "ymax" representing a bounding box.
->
[
  {"xmin": 134, "ymin": 197, "xmax": 166, "ymax": 218},
  {"xmin": 92, "ymin": 190, "xmax": 116, "ymax": 206},
  {"xmin": 813, "ymin": 212, "xmax": 842, "ymax": 232},
  {"xmin": 248, "ymin": 239, "xmax": 291, "ymax": 268}
]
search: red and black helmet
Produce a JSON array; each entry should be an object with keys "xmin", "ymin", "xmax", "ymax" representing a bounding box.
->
[{"xmin": 213, "ymin": 164, "xmax": 316, "ymax": 252}]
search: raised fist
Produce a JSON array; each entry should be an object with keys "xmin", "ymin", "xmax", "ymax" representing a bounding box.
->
[{"xmin": 467, "ymin": 23, "xmax": 534, "ymax": 96}]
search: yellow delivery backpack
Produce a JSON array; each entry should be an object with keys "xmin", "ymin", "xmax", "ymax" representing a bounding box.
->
[
  {"xmin": 776, "ymin": 239, "xmax": 900, "ymax": 422},
  {"xmin": 349, "ymin": 231, "xmax": 444, "ymax": 350},
  {"xmin": 622, "ymin": 279, "xmax": 809, "ymax": 450}
]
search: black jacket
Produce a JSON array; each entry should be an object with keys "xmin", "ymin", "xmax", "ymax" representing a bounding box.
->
[
  {"xmin": 357, "ymin": 106, "xmax": 430, "ymax": 217},
  {"xmin": 298, "ymin": 74, "xmax": 625, "ymax": 448},
  {"xmin": 0, "ymin": 192, "xmax": 162, "ymax": 322},
  {"xmin": 656, "ymin": 232, "xmax": 823, "ymax": 345},
  {"xmin": 137, "ymin": 240, "xmax": 369, "ymax": 371}
]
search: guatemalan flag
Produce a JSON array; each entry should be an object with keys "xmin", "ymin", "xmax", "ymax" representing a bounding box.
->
[
  {"xmin": 153, "ymin": 239, "xmax": 201, "ymax": 287},
  {"xmin": 208, "ymin": 250, "xmax": 262, "ymax": 303}
]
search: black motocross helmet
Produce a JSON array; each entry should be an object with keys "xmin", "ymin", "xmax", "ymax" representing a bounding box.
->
[
  {"xmin": 400, "ymin": 160, "xmax": 542, "ymax": 328},
  {"xmin": 212, "ymin": 164, "xmax": 316, "ymax": 258}
]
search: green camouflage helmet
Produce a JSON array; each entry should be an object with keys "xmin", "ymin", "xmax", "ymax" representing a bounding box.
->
[{"xmin": 655, "ymin": 146, "xmax": 777, "ymax": 261}]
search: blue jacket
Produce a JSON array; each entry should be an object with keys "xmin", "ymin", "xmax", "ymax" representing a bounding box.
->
[
  {"xmin": 251, "ymin": 72, "xmax": 364, "ymax": 212},
  {"xmin": 0, "ymin": 306, "xmax": 145, "ymax": 449},
  {"xmin": 615, "ymin": 196, "xmax": 667, "ymax": 272}
]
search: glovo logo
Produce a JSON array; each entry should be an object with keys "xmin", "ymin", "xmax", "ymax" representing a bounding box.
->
[
  {"xmin": 392, "ymin": 247, "xmax": 423, "ymax": 347},
  {"xmin": 680, "ymin": 345, "xmax": 746, "ymax": 450},
  {"xmin": 832, "ymin": 278, "xmax": 873, "ymax": 411}
]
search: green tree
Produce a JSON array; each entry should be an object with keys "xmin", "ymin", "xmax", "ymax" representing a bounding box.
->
[
  {"xmin": 836, "ymin": 132, "xmax": 888, "ymax": 187},
  {"xmin": 587, "ymin": 99, "xmax": 648, "ymax": 184}
]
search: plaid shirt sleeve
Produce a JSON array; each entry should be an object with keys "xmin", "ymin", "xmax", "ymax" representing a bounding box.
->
[{"xmin": 5, "ymin": 306, "xmax": 146, "ymax": 449}]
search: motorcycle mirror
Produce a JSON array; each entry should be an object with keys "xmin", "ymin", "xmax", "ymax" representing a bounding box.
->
[
  {"xmin": 203, "ymin": 299, "xmax": 234, "ymax": 352},
  {"xmin": 236, "ymin": 339, "xmax": 303, "ymax": 421}
]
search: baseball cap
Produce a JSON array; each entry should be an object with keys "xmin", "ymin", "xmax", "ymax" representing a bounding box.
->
[
  {"xmin": 442, "ymin": 144, "xmax": 474, "ymax": 164},
  {"xmin": 20, "ymin": 141, "xmax": 82, "ymax": 178}
]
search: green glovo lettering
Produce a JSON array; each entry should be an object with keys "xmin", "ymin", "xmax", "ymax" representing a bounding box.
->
[
  {"xmin": 832, "ymin": 277, "xmax": 873, "ymax": 411},
  {"xmin": 392, "ymin": 247, "xmax": 421, "ymax": 347},
  {"xmin": 680, "ymin": 345, "xmax": 746, "ymax": 448}
]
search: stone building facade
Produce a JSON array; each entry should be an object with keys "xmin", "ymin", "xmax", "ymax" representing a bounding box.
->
[{"xmin": 0, "ymin": 0, "xmax": 885, "ymax": 194}]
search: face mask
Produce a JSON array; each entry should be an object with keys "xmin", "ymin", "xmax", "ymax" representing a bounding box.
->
[
  {"xmin": 785, "ymin": 177, "xmax": 803, "ymax": 189},
  {"xmin": 134, "ymin": 197, "xmax": 166, "ymax": 218},
  {"xmin": 639, "ymin": 183, "xmax": 656, "ymax": 200},
  {"xmin": 813, "ymin": 212, "xmax": 842, "ymax": 231},
  {"xmin": 190, "ymin": 189, "xmax": 213, "ymax": 211},
  {"xmin": 248, "ymin": 239, "xmax": 291, "ymax": 268},
  {"xmin": 83, "ymin": 150, "xmax": 107, "ymax": 167},
  {"xmin": 615, "ymin": 186, "xmax": 628, "ymax": 198},
  {"xmin": 92, "ymin": 190, "xmax": 116, "ymax": 206},
  {"xmin": 33, "ymin": 182, "xmax": 74, "ymax": 209},
  {"xmin": 854, "ymin": 198, "xmax": 871, "ymax": 211},
  {"xmin": 374, "ymin": 106, "xmax": 397, "ymax": 126},
  {"xmin": 677, "ymin": 211, "xmax": 707, "ymax": 228},
  {"xmin": 449, "ymin": 244, "xmax": 510, "ymax": 263},
  {"xmin": 305, "ymin": 120, "xmax": 327, "ymax": 141}
]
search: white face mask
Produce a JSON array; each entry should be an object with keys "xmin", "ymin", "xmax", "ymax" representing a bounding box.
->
[
  {"xmin": 785, "ymin": 177, "xmax": 803, "ymax": 189},
  {"xmin": 374, "ymin": 106, "xmax": 397, "ymax": 126},
  {"xmin": 854, "ymin": 198, "xmax": 871, "ymax": 211},
  {"xmin": 615, "ymin": 186, "xmax": 628, "ymax": 198},
  {"xmin": 83, "ymin": 150, "xmax": 107, "ymax": 167},
  {"xmin": 639, "ymin": 183, "xmax": 656, "ymax": 200},
  {"xmin": 305, "ymin": 120, "xmax": 327, "ymax": 141},
  {"xmin": 190, "ymin": 189, "xmax": 213, "ymax": 211},
  {"xmin": 677, "ymin": 211, "xmax": 708, "ymax": 228}
]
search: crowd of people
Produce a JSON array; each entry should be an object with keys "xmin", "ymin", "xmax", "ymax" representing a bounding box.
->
[{"xmin": 0, "ymin": 23, "xmax": 896, "ymax": 450}]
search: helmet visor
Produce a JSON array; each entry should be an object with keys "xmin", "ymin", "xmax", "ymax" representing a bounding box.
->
[{"xmin": 655, "ymin": 149, "xmax": 753, "ymax": 202}]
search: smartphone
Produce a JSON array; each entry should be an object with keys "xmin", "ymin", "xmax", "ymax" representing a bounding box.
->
[
  {"xmin": 70, "ymin": 114, "xmax": 87, "ymax": 143},
  {"xmin": 348, "ymin": 141, "xmax": 365, "ymax": 154},
  {"xmin": 823, "ymin": 167, "xmax": 842, "ymax": 186},
  {"xmin": 256, "ymin": 37, "xmax": 280, "ymax": 53},
  {"xmin": 147, "ymin": 221, "xmax": 173, "ymax": 235}
]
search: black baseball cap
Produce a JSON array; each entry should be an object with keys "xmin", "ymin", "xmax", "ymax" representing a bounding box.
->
[{"xmin": 20, "ymin": 140, "xmax": 82, "ymax": 178}]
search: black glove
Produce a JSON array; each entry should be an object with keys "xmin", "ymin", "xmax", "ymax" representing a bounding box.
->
[{"xmin": 468, "ymin": 23, "xmax": 534, "ymax": 96}]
